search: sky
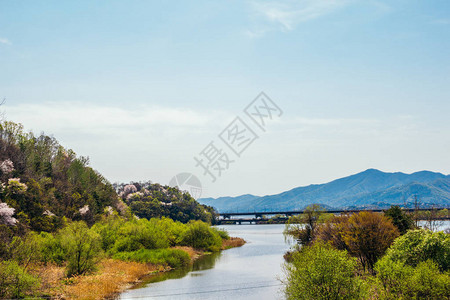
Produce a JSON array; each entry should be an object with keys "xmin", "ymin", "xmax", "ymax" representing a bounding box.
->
[{"xmin": 1, "ymin": 0, "xmax": 449, "ymax": 198}]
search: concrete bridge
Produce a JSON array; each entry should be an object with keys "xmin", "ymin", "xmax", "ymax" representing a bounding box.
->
[{"xmin": 216, "ymin": 207, "xmax": 448, "ymax": 225}]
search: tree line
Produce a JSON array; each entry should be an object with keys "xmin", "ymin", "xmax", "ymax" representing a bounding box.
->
[{"xmin": 283, "ymin": 205, "xmax": 450, "ymax": 299}]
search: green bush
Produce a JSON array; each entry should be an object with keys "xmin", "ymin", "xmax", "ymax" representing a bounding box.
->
[
  {"xmin": 91, "ymin": 214, "xmax": 125, "ymax": 251},
  {"xmin": 284, "ymin": 243, "xmax": 366, "ymax": 300},
  {"xmin": 216, "ymin": 228, "xmax": 230, "ymax": 240},
  {"xmin": 179, "ymin": 221, "xmax": 222, "ymax": 252},
  {"xmin": 58, "ymin": 221, "xmax": 102, "ymax": 276},
  {"xmin": 383, "ymin": 229, "xmax": 450, "ymax": 271},
  {"xmin": 0, "ymin": 260, "xmax": 40, "ymax": 299},
  {"xmin": 110, "ymin": 218, "xmax": 170, "ymax": 253},
  {"xmin": 39, "ymin": 231, "xmax": 65, "ymax": 265},
  {"xmin": 375, "ymin": 258, "xmax": 450, "ymax": 299},
  {"xmin": 9, "ymin": 232, "xmax": 44, "ymax": 268},
  {"xmin": 113, "ymin": 248, "xmax": 190, "ymax": 268}
]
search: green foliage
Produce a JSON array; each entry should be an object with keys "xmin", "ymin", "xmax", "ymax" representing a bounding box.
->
[
  {"xmin": 284, "ymin": 243, "xmax": 366, "ymax": 300},
  {"xmin": 113, "ymin": 248, "xmax": 190, "ymax": 268},
  {"xmin": 39, "ymin": 231, "xmax": 65, "ymax": 265},
  {"xmin": 216, "ymin": 228, "xmax": 230, "ymax": 240},
  {"xmin": 91, "ymin": 214, "xmax": 125, "ymax": 251},
  {"xmin": 110, "ymin": 218, "xmax": 170, "ymax": 253},
  {"xmin": 382, "ymin": 229, "xmax": 450, "ymax": 272},
  {"xmin": 375, "ymin": 258, "xmax": 450, "ymax": 299},
  {"xmin": 384, "ymin": 205, "xmax": 415, "ymax": 235},
  {"xmin": 58, "ymin": 221, "xmax": 102, "ymax": 276},
  {"xmin": 179, "ymin": 221, "xmax": 222, "ymax": 252},
  {"xmin": 0, "ymin": 260, "xmax": 40, "ymax": 299},
  {"xmin": 9, "ymin": 232, "xmax": 44, "ymax": 268},
  {"xmin": 116, "ymin": 182, "xmax": 218, "ymax": 224}
]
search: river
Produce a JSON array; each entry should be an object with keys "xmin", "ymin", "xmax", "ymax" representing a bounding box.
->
[
  {"xmin": 119, "ymin": 224, "xmax": 291, "ymax": 300},
  {"xmin": 119, "ymin": 221, "xmax": 450, "ymax": 300}
]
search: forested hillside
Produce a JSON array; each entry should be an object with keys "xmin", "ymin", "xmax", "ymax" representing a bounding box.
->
[
  {"xmin": 115, "ymin": 181, "xmax": 218, "ymax": 224},
  {"xmin": 0, "ymin": 120, "xmax": 217, "ymax": 233},
  {"xmin": 0, "ymin": 121, "xmax": 119, "ymax": 232}
]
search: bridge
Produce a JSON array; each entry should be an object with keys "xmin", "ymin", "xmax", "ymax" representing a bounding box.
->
[{"xmin": 216, "ymin": 207, "xmax": 449, "ymax": 225}]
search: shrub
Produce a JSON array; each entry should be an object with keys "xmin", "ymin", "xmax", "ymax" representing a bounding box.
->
[
  {"xmin": 375, "ymin": 258, "xmax": 450, "ymax": 299},
  {"xmin": 58, "ymin": 221, "xmax": 102, "ymax": 276},
  {"xmin": 179, "ymin": 221, "xmax": 222, "ymax": 252},
  {"xmin": 216, "ymin": 228, "xmax": 230, "ymax": 240},
  {"xmin": 91, "ymin": 214, "xmax": 125, "ymax": 251},
  {"xmin": 0, "ymin": 260, "xmax": 40, "ymax": 299},
  {"xmin": 383, "ymin": 229, "xmax": 450, "ymax": 271},
  {"xmin": 39, "ymin": 231, "xmax": 65, "ymax": 265},
  {"xmin": 110, "ymin": 218, "xmax": 170, "ymax": 253},
  {"xmin": 9, "ymin": 232, "xmax": 44, "ymax": 268},
  {"xmin": 284, "ymin": 243, "xmax": 366, "ymax": 300},
  {"xmin": 113, "ymin": 248, "xmax": 190, "ymax": 268}
]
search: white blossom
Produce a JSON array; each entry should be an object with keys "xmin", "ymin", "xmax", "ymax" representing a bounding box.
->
[
  {"xmin": 43, "ymin": 210, "xmax": 56, "ymax": 217},
  {"xmin": 123, "ymin": 184, "xmax": 137, "ymax": 195},
  {"xmin": 0, "ymin": 202, "xmax": 17, "ymax": 226},
  {"xmin": 0, "ymin": 159, "xmax": 14, "ymax": 174},
  {"xmin": 79, "ymin": 205, "xmax": 90, "ymax": 215},
  {"xmin": 104, "ymin": 206, "xmax": 114, "ymax": 215}
]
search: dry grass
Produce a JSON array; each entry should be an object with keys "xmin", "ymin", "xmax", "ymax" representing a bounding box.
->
[
  {"xmin": 29, "ymin": 263, "xmax": 66, "ymax": 298},
  {"xmin": 221, "ymin": 237, "xmax": 246, "ymax": 250},
  {"xmin": 27, "ymin": 241, "xmax": 244, "ymax": 299},
  {"xmin": 62, "ymin": 259, "xmax": 165, "ymax": 300}
]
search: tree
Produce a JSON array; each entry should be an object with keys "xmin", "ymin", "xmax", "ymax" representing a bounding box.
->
[
  {"xmin": 341, "ymin": 212, "xmax": 399, "ymax": 273},
  {"xmin": 384, "ymin": 205, "xmax": 414, "ymax": 235},
  {"xmin": 58, "ymin": 221, "xmax": 102, "ymax": 276},
  {"xmin": 284, "ymin": 204, "xmax": 326, "ymax": 246},
  {"xmin": 283, "ymin": 243, "xmax": 366, "ymax": 300},
  {"xmin": 315, "ymin": 214, "xmax": 350, "ymax": 251}
]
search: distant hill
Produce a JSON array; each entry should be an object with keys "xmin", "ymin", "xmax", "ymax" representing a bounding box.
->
[{"xmin": 198, "ymin": 169, "xmax": 450, "ymax": 212}]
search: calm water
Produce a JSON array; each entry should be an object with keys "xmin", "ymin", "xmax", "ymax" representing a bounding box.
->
[
  {"xmin": 119, "ymin": 221, "xmax": 450, "ymax": 300},
  {"xmin": 119, "ymin": 224, "xmax": 290, "ymax": 300}
]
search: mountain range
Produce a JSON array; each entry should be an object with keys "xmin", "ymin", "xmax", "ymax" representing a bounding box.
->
[{"xmin": 198, "ymin": 169, "xmax": 450, "ymax": 212}]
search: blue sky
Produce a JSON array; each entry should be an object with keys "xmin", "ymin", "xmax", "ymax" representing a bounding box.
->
[{"xmin": 1, "ymin": 0, "xmax": 449, "ymax": 197}]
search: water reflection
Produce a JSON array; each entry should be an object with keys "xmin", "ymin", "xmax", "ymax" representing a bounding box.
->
[{"xmin": 130, "ymin": 251, "xmax": 222, "ymax": 289}]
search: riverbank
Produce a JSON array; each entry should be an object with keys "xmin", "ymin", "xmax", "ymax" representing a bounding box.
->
[{"xmin": 34, "ymin": 237, "xmax": 245, "ymax": 299}]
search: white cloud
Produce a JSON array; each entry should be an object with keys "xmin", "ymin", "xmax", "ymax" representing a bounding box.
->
[
  {"xmin": 247, "ymin": 0, "xmax": 351, "ymax": 35},
  {"xmin": 0, "ymin": 38, "xmax": 12, "ymax": 45},
  {"xmin": 5, "ymin": 102, "xmax": 230, "ymax": 136},
  {"xmin": 246, "ymin": 0, "xmax": 392, "ymax": 37}
]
